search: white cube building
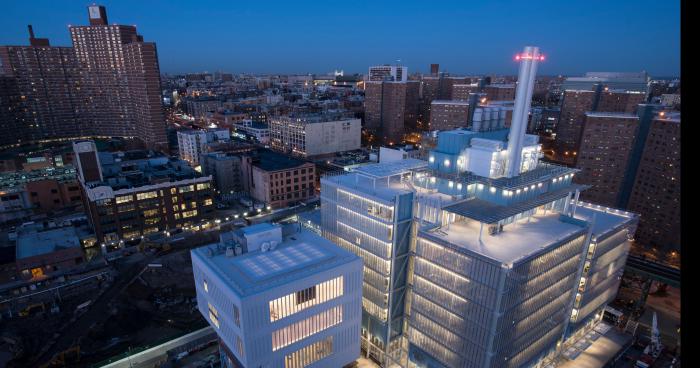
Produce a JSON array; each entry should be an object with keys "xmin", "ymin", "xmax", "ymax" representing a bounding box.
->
[{"xmin": 192, "ymin": 223, "xmax": 363, "ymax": 368}]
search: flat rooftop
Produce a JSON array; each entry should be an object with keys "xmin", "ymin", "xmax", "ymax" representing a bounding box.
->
[
  {"xmin": 420, "ymin": 212, "xmax": 587, "ymax": 266},
  {"xmin": 572, "ymin": 202, "xmax": 637, "ymax": 239},
  {"xmin": 251, "ymin": 149, "xmax": 309, "ymax": 171},
  {"xmin": 93, "ymin": 150, "xmax": 201, "ymax": 190},
  {"xmin": 16, "ymin": 227, "xmax": 82, "ymax": 259},
  {"xmin": 352, "ymin": 158, "xmax": 427, "ymax": 179},
  {"xmin": 323, "ymin": 172, "xmax": 412, "ymax": 203},
  {"xmin": 192, "ymin": 228, "xmax": 359, "ymax": 297}
]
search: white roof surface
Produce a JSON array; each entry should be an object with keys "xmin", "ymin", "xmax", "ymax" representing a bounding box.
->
[
  {"xmin": 421, "ymin": 212, "xmax": 587, "ymax": 266},
  {"xmin": 573, "ymin": 202, "xmax": 637, "ymax": 239},
  {"xmin": 192, "ymin": 228, "xmax": 359, "ymax": 297}
]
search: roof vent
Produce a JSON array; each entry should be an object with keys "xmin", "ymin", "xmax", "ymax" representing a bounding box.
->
[
  {"xmin": 270, "ymin": 240, "xmax": 278, "ymax": 250},
  {"xmin": 225, "ymin": 246, "xmax": 234, "ymax": 257}
]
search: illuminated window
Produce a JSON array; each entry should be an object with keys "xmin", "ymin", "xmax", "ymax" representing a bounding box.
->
[
  {"xmin": 271, "ymin": 306, "xmax": 342, "ymax": 351},
  {"xmin": 143, "ymin": 209, "xmax": 159, "ymax": 217},
  {"xmin": 269, "ymin": 277, "xmax": 343, "ymax": 322},
  {"xmin": 197, "ymin": 183, "xmax": 210, "ymax": 190},
  {"xmin": 179, "ymin": 185, "xmax": 195, "ymax": 193},
  {"xmin": 115, "ymin": 195, "xmax": 132, "ymax": 204},
  {"xmin": 208, "ymin": 302, "xmax": 219, "ymax": 328},
  {"xmin": 284, "ymin": 336, "xmax": 333, "ymax": 368},
  {"xmin": 136, "ymin": 191, "xmax": 158, "ymax": 200}
]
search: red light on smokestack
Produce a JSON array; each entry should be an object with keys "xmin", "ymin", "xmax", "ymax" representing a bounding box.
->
[
  {"xmin": 515, "ymin": 54, "xmax": 521, "ymax": 61},
  {"xmin": 539, "ymin": 55, "xmax": 545, "ymax": 61}
]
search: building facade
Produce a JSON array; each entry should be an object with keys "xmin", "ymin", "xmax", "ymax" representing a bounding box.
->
[
  {"xmin": 191, "ymin": 223, "xmax": 363, "ymax": 368},
  {"xmin": 269, "ymin": 114, "xmax": 361, "ymax": 157},
  {"xmin": 0, "ymin": 26, "xmax": 83, "ymax": 146},
  {"xmin": 575, "ymin": 112, "xmax": 640, "ymax": 207},
  {"xmin": 369, "ymin": 65, "xmax": 408, "ymax": 82},
  {"xmin": 364, "ymin": 81, "xmax": 420, "ymax": 144},
  {"xmin": 626, "ymin": 113, "xmax": 680, "ymax": 251},
  {"xmin": 241, "ymin": 150, "xmax": 316, "ymax": 209},
  {"xmin": 69, "ymin": 5, "xmax": 166, "ymax": 148},
  {"xmin": 429, "ymin": 100, "xmax": 470, "ymax": 131}
]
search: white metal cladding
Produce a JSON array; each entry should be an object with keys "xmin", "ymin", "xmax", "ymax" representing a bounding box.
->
[
  {"xmin": 492, "ymin": 234, "xmax": 586, "ymax": 366},
  {"xmin": 192, "ymin": 249, "xmax": 363, "ymax": 368},
  {"xmin": 408, "ymin": 229, "xmax": 587, "ymax": 368}
]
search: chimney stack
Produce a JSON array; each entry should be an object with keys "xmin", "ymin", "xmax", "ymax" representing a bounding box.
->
[
  {"xmin": 27, "ymin": 25, "xmax": 50, "ymax": 47},
  {"xmin": 505, "ymin": 46, "xmax": 543, "ymax": 177}
]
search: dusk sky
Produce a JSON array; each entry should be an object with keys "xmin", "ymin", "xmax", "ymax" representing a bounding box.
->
[{"xmin": 1, "ymin": 0, "xmax": 680, "ymax": 77}]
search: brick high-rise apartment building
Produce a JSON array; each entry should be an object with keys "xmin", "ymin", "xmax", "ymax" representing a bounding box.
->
[
  {"xmin": 0, "ymin": 26, "xmax": 83, "ymax": 146},
  {"xmin": 627, "ymin": 113, "xmax": 680, "ymax": 251},
  {"xmin": 429, "ymin": 100, "xmax": 470, "ymax": 130},
  {"xmin": 554, "ymin": 86, "xmax": 646, "ymax": 163},
  {"xmin": 575, "ymin": 112, "xmax": 639, "ymax": 207},
  {"xmin": 70, "ymin": 5, "xmax": 167, "ymax": 149},
  {"xmin": 573, "ymin": 107, "xmax": 681, "ymax": 253},
  {"xmin": 0, "ymin": 6, "xmax": 167, "ymax": 149},
  {"xmin": 364, "ymin": 81, "xmax": 420, "ymax": 144}
]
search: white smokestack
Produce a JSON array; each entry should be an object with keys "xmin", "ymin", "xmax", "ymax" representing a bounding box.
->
[{"xmin": 505, "ymin": 46, "xmax": 542, "ymax": 177}]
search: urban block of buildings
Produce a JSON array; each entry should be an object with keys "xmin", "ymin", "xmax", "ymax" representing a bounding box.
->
[{"xmin": 73, "ymin": 140, "xmax": 214, "ymax": 245}]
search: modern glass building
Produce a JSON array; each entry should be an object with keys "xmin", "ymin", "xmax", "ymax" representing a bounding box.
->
[
  {"xmin": 320, "ymin": 160, "xmax": 422, "ymax": 367},
  {"xmin": 317, "ymin": 47, "xmax": 637, "ymax": 368}
]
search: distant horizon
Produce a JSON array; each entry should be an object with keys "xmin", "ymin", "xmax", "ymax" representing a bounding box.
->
[
  {"xmin": 159, "ymin": 71, "xmax": 681, "ymax": 79},
  {"xmin": 1, "ymin": 0, "xmax": 680, "ymax": 77}
]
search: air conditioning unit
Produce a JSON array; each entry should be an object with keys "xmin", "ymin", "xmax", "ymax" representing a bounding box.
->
[
  {"xmin": 488, "ymin": 225, "xmax": 497, "ymax": 235},
  {"xmin": 225, "ymin": 246, "xmax": 234, "ymax": 257},
  {"xmin": 261, "ymin": 242, "xmax": 271, "ymax": 252},
  {"xmin": 270, "ymin": 240, "xmax": 278, "ymax": 250}
]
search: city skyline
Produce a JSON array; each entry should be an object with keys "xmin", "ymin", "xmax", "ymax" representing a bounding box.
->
[{"xmin": 0, "ymin": 0, "xmax": 680, "ymax": 76}]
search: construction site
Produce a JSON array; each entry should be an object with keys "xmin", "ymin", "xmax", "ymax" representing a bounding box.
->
[{"xmin": 0, "ymin": 239, "xmax": 214, "ymax": 368}]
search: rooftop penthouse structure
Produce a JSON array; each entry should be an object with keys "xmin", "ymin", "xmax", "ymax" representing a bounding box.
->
[
  {"xmin": 192, "ymin": 223, "xmax": 362, "ymax": 368},
  {"xmin": 319, "ymin": 47, "xmax": 637, "ymax": 368}
]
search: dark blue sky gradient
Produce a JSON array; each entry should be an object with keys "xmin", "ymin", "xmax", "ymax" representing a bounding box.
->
[{"xmin": 0, "ymin": 0, "xmax": 680, "ymax": 76}]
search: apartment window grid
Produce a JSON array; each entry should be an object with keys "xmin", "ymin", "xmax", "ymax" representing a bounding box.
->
[
  {"xmin": 284, "ymin": 336, "xmax": 333, "ymax": 368},
  {"xmin": 271, "ymin": 305, "xmax": 343, "ymax": 351},
  {"xmin": 269, "ymin": 276, "xmax": 344, "ymax": 322}
]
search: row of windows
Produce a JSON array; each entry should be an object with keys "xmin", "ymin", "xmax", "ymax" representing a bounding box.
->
[
  {"xmin": 271, "ymin": 305, "xmax": 343, "ymax": 351},
  {"xmin": 284, "ymin": 336, "xmax": 333, "ymax": 368},
  {"xmin": 269, "ymin": 276, "xmax": 344, "ymax": 322}
]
